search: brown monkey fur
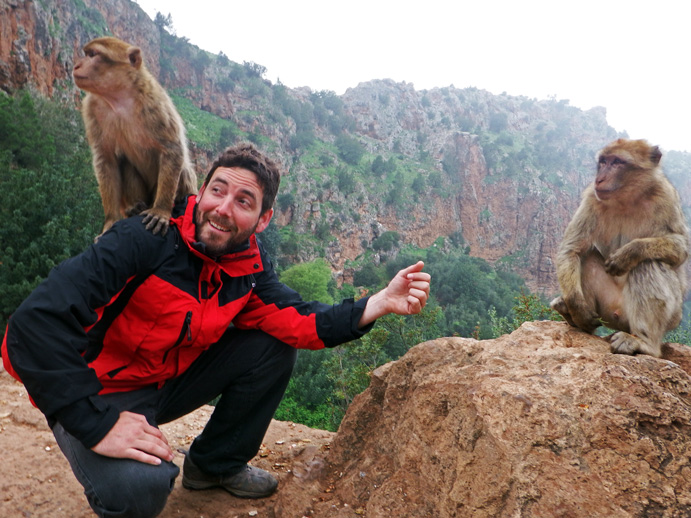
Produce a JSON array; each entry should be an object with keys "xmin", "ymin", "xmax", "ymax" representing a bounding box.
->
[
  {"xmin": 550, "ymin": 138, "xmax": 689, "ymax": 357},
  {"xmin": 73, "ymin": 36, "xmax": 197, "ymax": 238}
]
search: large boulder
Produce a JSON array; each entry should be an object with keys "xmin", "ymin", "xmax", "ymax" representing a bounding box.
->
[{"xmin": 300, "ymin": 321, "xmax": 691, "ymax": 517}]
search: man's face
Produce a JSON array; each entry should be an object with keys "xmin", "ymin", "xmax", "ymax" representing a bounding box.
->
[{"xmin": 195, "ymin": 166, "xmax": 273, "ymax": 257}]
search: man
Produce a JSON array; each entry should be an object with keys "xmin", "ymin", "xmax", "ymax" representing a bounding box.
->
[{"xmin": 2, "ymin": 143, "xmax": 431, "ymax": 518}]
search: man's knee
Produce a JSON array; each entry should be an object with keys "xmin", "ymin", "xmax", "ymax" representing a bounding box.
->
[
  {"xmin": 229, "ymin": 328, "xmax": 297, "ymax": 372},
  {"xmin": 87, "ymin": 460, "xmax": 179, "ymax": 518}
]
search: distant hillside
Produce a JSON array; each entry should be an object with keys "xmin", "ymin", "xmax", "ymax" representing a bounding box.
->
[{"xmin": 2, "ymin": 0, "xmax": 689, "ymax": 295}]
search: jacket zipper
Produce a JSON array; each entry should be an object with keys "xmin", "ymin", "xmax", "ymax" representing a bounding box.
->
[{"xmin": 162, "ymin": 311, "xmax": 193, "ymax": 364}]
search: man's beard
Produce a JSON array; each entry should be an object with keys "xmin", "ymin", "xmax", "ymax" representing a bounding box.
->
[{"xmin": 195, "ymin": 207, "xmax": 257, "ymax": 258}]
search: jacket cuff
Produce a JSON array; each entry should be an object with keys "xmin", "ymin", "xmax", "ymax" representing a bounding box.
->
[
  {"xmin": 352, "ymin": 295, "xmax": 375, "ymax": 334},
  {"xmin": 52, "ymin": 395, "xmax": 120, "ymax": 449},
  {"xmin": 324, "ymin": 296, "xmax": 374, "ymax": 348}
]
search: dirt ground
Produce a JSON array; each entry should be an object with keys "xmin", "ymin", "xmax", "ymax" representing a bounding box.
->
[{"xmin": 0, "ymin": 367, "xmax": 336, "ymax": 518}]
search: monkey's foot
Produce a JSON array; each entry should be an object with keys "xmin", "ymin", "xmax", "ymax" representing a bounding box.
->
[
  {"xmin": 141, "ymin": 208, "xmax": 172, "ymax": 236},
  {"xmin": 608, "ymin": 331, "xmax": 661, "ymax": 357},
  {"xmin": 126, "ymin": 201, "xmax": 148, "ymax": 217},
  {"xmin": 550, "ymin": 296, "xmax": 601, "ymax": 333},
  {"xmin": 550, "ymin": 296, "xmax": 566, "ymax": 314},
  {"xmin": 550, "ymin": 296, "xmax": 576, "ymax": 327}
]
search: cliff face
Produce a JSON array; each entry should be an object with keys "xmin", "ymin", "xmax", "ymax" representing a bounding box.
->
[
  {"xmin": 339, "ymin": 80, "xmax": 619, "ymax": 291},
  {"xmin": 2, "ymin": 0, "xmax": 687, "ymax": 295}
]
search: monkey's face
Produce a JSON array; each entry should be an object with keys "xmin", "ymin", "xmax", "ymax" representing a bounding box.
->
[
  {"xmin": 73, "ymin": 38, "xmax": 141, "ymax": 95},
  {"xmin": 194, "ymin": 167, "xmax": 273, "ymax": 257},
  {"xmin": 594, "ymin": 139, "xmax": 661, "ymax": 202},
  {"xmin": 594, "ymin": 154, "xmax": 630, "ymax": 200}
]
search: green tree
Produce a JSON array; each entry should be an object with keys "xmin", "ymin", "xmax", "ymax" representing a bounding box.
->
[
  {"xmin": 489, "ymin": 112, "xmax": 509, "ymax": 133},
  {"xmin": 279, "ymin": 258, "xmax": 334, "ymax": 304},
  {"xmin": 218, "ymin": 124, "xmax": 240, "ymax": 148},
  {"xmin": 372, "ymin": 231, "xmax": 400, "ymax": 252},
  {"xmin": 371, "ymin": 155, "xmax": 386, "ymax": 176},
  {"xmin": 153, "ymin": 12, "xmax": 174, "ymax": 32},
  {"xmin": 274, "ymin": 375, "xmax": 333, "ymax": 429},
  {"xmin": 0, "ymin": 92, "xmax": 102, "ymax": 337},
  {"xmin": 353, "ymin": 262, "xmax": 383, "ymax": 288},
  {"xmin": 666, "ymin": 320, "xmax": 691, "ymax": 346},
  {"xmin": 193, "ymin": 50, "xmax": 212, "ymax": 75},
  {"xmin": 335, "ymin": 134, "xmax": 365, "ymax": 165},
  {"xmin": 488, "ymin": 292, "xmax": 562, "ymax": 338},
  {"xmin": 242, "ymin": 61, "xmax": 266, "ymax": 78},
  {"xmin": 323, "ymin": 305, "xmax": 444, "ymax": 426},
  {"xmin": 385, "ymin": 173, "xmax": 405, "ymax": 207},
  {"xmin": 375, "ymin": 306, "xmax": 444, "ymax": 359},
  {"xmin": 256, "ymin": 221, "xmax": 281, "ymax": 261},
  {"xmin": 217, "ymin": 51, "xmax": 230, "ymax": 66},
  {"xmin": 324, "ymin": 328, "xmax": 390, "ymax": 426},
  {"xmin": 337, "ymin": 168, "xmax": 355, "ymax": 193}
]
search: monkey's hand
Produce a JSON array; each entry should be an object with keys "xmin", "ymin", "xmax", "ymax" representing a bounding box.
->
[
  {"xmin": 604, "ymin": 245, "xmax": 639, "ymax": 277},
  {"xmin": 562, "ymin": 294, "xmax": 600, "ymax": 333},
  {"xmin": 141, "ymin": 208, "xmax": 171, "ymax": 236}
]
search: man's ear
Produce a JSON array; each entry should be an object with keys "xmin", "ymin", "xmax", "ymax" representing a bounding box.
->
[
  {"xmin": 196, "ymin": 183, "xmax": 206, "ymax": 202},
  {"xmin": 256, "ymin": 208, "xmax": 273, "ymax": 233}
]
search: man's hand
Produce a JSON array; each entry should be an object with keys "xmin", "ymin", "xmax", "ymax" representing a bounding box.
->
[
  {"xmin": 359, "ymin": 261, "xmax": 431, "ymax": 327},
  {"xmin": 91, "ymin": 411, "xmax": 174, "ymax": 465}
]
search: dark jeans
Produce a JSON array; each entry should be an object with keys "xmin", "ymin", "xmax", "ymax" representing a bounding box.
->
[{"xmin": 52, "ymin": 328, "xmax": 297, "ymax": 518}]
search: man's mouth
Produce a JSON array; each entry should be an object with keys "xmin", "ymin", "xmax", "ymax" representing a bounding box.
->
[{"xmin": 209, "ymin": 220, "xmax": 231, "ymax": 232}]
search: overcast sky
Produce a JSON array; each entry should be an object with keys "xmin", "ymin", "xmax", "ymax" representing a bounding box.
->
[{"xmin": 134, "ymin": 0, "xmax": 690, "ymax": 153}]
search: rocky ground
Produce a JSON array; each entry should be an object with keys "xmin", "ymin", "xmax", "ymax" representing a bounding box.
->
[{"xmin": 0, "ymin": 366, "xmax": 335, "ymax": 518}]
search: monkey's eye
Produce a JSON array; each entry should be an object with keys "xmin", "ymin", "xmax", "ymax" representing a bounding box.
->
[
  {"xmin": 613, "ymin": 158, "xmax": 625, "ymax": 165},
  {"xmin": 598, "ymin": 156, "xmax": 606, "ymax": 164}
]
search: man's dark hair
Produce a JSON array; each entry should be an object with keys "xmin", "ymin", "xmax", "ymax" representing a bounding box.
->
[{"xmin": 204, "ymin": 143, "xmax": 281, "ymax": 214}]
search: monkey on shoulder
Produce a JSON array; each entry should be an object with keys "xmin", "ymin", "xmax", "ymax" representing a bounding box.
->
[
  {"xmin": 73, "ymin": 36, "xmax": 198, "ymax": 238},
  {"xmin": 550, "ymin": 138, "xmax": 689, "ymax": 357}
]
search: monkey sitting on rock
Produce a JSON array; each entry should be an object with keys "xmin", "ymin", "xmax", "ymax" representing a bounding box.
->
[
  {"xmin": 73, "ymin": 36, "xmax": 198, "ymax": 238},
  {"xmin": 550, "ymin": 138, "xmax": 689, "ymax": 357}
]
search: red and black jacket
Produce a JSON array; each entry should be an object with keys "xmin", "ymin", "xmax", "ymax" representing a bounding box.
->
[{"xmin": 2, "ymin": 196, "xmax": 370, "ymax": 447}]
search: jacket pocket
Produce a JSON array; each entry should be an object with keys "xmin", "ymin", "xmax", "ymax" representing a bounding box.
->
[{"xmin": 162, "ymin": 311, "xmax": 193, "ymax": 364}]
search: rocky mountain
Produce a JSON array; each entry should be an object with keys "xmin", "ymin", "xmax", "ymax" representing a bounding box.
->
[
  {"xmin": 1, "ymin": 0, "xmax": 689, "ymax": 296},
  {"xmin": 3, "ymin": 322, "xmax": 691, "ymax": 517}
]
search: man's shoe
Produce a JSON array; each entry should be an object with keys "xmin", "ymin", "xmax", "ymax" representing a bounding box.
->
[{"xmin": 182, "ymin": 453, "xmax": 278, "ymax": 498}]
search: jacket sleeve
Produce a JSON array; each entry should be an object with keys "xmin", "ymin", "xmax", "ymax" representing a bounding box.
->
[
  {"xmin": 3, "ymin": 218, "xmax": 170, "ymax": 448},
  {"xmin": 232, "ymin": 242, "xmax": 374, "ymax": 349}
]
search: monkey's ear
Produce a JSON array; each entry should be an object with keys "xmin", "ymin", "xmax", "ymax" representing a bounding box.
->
[
  {"xmin": 650, "ymin": 146, "xmax": 662, "ymax": 165},
  {"xmin": 127, "ymin": 47, "xmax": 143, "ymax": 69}
]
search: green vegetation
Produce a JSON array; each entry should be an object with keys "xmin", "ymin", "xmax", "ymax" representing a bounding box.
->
[
  {"xmin": 279, "ymin": 259, "xmax": 335, "ymax": 304},
  {"xmin": 170, "ymin": 93, "xmax": 244, "ymax": 153},
  {"xmin": 488, "ymin": 292, "xmax": 562, "ymax": 338},
  {"xmin": 335, "ymin": 134, "xmax": 365, "ymax": 165},
  {"xmin": 0, "ymin": 91, "xmax": 102, "ymax": 333}
]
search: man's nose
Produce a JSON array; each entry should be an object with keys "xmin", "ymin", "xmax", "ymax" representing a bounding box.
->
[{"xmin": 215, "ymin": 196, "xmax": 234, "ymax": 217}]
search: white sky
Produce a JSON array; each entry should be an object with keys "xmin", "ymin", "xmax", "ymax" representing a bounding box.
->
[{"xmin": 134, "ymin": 0, "xmax": 691, "ymax": 152}]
